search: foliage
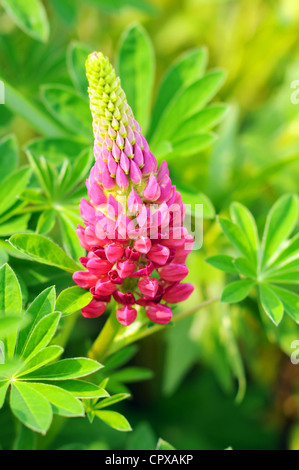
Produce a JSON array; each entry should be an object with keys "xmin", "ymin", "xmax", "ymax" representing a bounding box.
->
[{"xmin": 0, "ymin": 0, "xmax": 298, "ymax": 451}]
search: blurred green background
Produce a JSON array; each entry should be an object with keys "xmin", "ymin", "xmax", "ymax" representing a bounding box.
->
[{"xmin": 0, "ymin": 0, "xmax": 299, "ymax": 450}]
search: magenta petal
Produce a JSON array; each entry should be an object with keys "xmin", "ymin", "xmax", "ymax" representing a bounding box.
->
[
  {"xmin": 116, "ymin": 165, "xmax": 129, "ymax": 190},
  {"xmin": 116, "ymin": 305, "xmax": 137, "ymax": 326},
  {"xmin": 82, "ymin": 300, "xmax": 107, "ymax": 318},
  {"xmin": 146, "ymin": 303, "xmax": 172, "ymax": 325},
  {"xmin": 163, "ymin": 283, "xmax": 194, "ymax": 303}
]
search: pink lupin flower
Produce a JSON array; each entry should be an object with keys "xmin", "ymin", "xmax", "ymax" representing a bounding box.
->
[{"xmin": 73, "ymin": 52, "xmax": 194, "ymax": 326}]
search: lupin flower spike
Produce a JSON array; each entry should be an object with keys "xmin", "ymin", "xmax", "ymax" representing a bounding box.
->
[{"xmin": 73, "ymin": 52, "xmax": 194, "ymax": 326}]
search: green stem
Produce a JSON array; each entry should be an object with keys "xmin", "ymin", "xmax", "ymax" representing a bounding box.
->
[
  {"xmin": 88, "ymin": 311, "xmax": 121, "ymax": 362},
  {"xmin": 90, "ymin": 297, "xmax": 220, "ymax": 362}
]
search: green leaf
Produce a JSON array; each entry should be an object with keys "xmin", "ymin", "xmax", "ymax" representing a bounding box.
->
[
  {"xmin": 2, "ymin": 0, "xmax": 50, "ymax": 42},
  {"xmin": 234, "ymin": 257, "xmax": 257, "ymax": 278},
  {"xmin": 47, "ymin": 380, "xmax": 109, "ymax": 399},
  {"xmin": 56, "ymin": 286, "xmax": 92, "ymax": 317},
  {"xmin": 14, "ymin": 425, "xmax": 36, "ymax": 450},
  {"xmin": 0, "ymin": 214, "xmax": 31, "ymax": 237},
  {"xmin": 0, "ymin": 316, "xmax": 26, "ymax": 339},
  {"xmin": 218, "ymin": 217, "xmax": 252, "ymax": 259},
  {"xmin": 151, "ymin": 71, "xmax": 225, "ymax": 147},
  {"xmin": 96, "ymin": 393, "xmax": 130, "ymax": 409},
  {"xmin": 259, "ymin": 284, "xmax": 284, "ymax": 326},
  {"xmin": 0, "ymin": 381, "xmax": 9, "ymax": 409},
  {"xmin": 26, "ymin": 383, "xmax": 84, "ymax": 418},
  {"xmin": 0, "ymin": 167, "xmax": 31, "ymax": 216},
  {"xmin": 10, "ymin": 382, "xmax": 53, "ymax": 434},
  {"xmin": 67, "ymin": 41, "xmax": 91, "ymax": 96},
  {"xmin": 270, "ymin": 286, "xmax": 299, "ymax": 323},
  {"xmin": 230, "ymin": 202, "xmax": 259, "ymax": 261},
  {"xmin": 21, "ymin": 312, "xmax": 61, "ymax": 360},
  {"xmin": 206, "ymin": 255, "xmax": 238, "ymax": 273},
  {"xmin": 178, "ymin": 188, "xmax": 215, "ymax": 219},
  {"xmin": 17, "ymin": 346, "xmax": 63, "ymax": 377},
  {"xmin": 148, "ymin": 47, "xmax": 208, "ymax": 139},
  {"xmin": 0, "ymin": 264, "xmax": 22, "ymax": 358},
  {"xmin": 58, "ymin": 213, "xmax": 85, "ymax": 261},
  {"xmin": 261, "ymin": 194, "xmax": 299, "ymax": 268},
  {"xmin": 0, "ymin": 134, "xmax": 19, "ymax": 182},
  {"xmin": 221, "ymin": 280, "xmax": 255, "ymax": 304},
  {"xmin": 156, "ymin": 438, "xmax": 176, "ymax": 451},
  {"xmin": 118, "ymin": 23, "xmax": 155, "ymax": 132},
  {"xmin": 17, "ymin": 286, "xmax": 56, "ymax": 355},
  {"xmin": 111, "ymin": 367, "xmax": 153, "ymax": 383},
  {"xmin": 25, "ymin": 138, "xmax": 85, "ymax": 165},
  {"xmin": 172, "ymin": 105, "xmax": 227, "ymax": 143},
  {"xmin": 0, "ymin": 79, "xmax": 66, "ymax": 138},
  {"xmin": 41, "ymin": 85, "xmax": 92, "ymax": 141},
  {"xmin": 95, "ymin": 410, "xmax": 132, "ymax": 432},
  {"xmin": 9, "ymin": 234, "xmax": 82, "ymax": 273},
  {"xmin": 21, "ymin": 358, "xmax": 103, "ymax": 381},
  {"xmin": 37, "ymin": 210, "xmax": 56, "ymax": 235},
  {"xmin": 170, "ymin": 133, "xmax": 217, "ymax": 158},
  {"xmin": 271, "ymin": 234, "xmax": 299, "ymax": 268}
]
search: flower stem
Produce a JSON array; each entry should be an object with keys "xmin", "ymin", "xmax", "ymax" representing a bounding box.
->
[
  {"xmin": 88, "ymin": 311, "xmax": 121, "ymax": 362},
  {"xmin": 89, "ymin": 297, "xmax": 220, "ymax": 362}
]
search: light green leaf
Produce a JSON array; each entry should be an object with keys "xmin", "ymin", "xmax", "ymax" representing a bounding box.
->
[
  {"xmin": 37, "ymin": 210, "xmax": 56, "ymax": 235},
  {"xmin": 230, "ymin": 202, "xmax": 259, "ymax": 261},
  {"xmin": 0, "ymin": 264, "xmax": 22, "ymax": 358},
  {"xmin": 156, "ymin": 438, "xmax": 176, "ymax": 451},
  {"xmin": 269, "ymin": 233, "xmax": 299, "ymax": 269},
  {"xmin": 95, "ymin": 410, "xmax": 132, "ymax": 432},
  {"xmin": 222, "ymin": 280, "xmax": 255, "ymax": 304},
  {"xmin": 234, "ymin": 257, "xmax": 257, "ymax": 278},
  {"xmin": 151, "ymin": 71, "xmax": 225, "ymax": 147},
  {"xmin": 96, "ymin": 393, "xmax": 130, "ymax": 409},
  {"xmin": 0, "ymin": 316, "xmax": 27, "ymax": 339},
  {"xmin": 2, "ymin": 0, "xmax": 50, "ymax": 42},
  {"xmin": 0, "ymin": 214, "xmax": 31, "ymax": 237},
  {"xmin": 17, "ymin": 286, "xmax": 56, "ymax": 355},
  {"xmin": 111, "ymin": 367, "xmax": 153, "ymax": 383},
  {"xmin": 172, "ymin": 105, "xmax": 227, "ymax": 143},
  {"xmin": 0, "ymin": 134, "xmax": 19, "ymax": 182},
  {"xmin": 56, "ymin": 286, "xmax": 92, "ymax": 317},
  {"xmin": 47, "ymin": 380, "xmax": 109, "ymax": 399},
  {"xmin": 21, "ymin": 358, "xmax": 103, "ymax": 381},
  {"xmin": 26, "ymin": 383, "xmax": 84, "ymax": 418},
  {"xmin": 178, "ymin": 189, "xmax": 215, "ymax": 219},
  {"xmin": 9, "ymin": 233, "xmax": 82, "ymax": 273},
  {"xmin": 10, "ymin": 382, "xmax": 53, "ymax": 434},
  {"xmin": 261, "ymin": 195, "xmax": 299, "ymax": 268},
  {"xmin": 218, "ymin": 217, "xmax": 252, "ymax": 259},
  {"xmin": 67, "ymin": 41, "xmax": 91, "ymax": 96},
  {"xmin": 0, "ymin": 381, "xmax": 9, "ymax": 409},
  {"xmin": 0, "ymin": 167, "xmax": 31, "ymax": 216},
  {"xmin": 17, "ymin": 346, "xmax": 63, "ymax": 377},
  {"xmin": 148, "ymin": 47, "xmax": 208, "ymax": 139},
  {"xmin": 170, "ymin": 133, "xmax": 217, "ymax": 158},
  {"xmin": 58, "ymin": 213, "xmax": 85, "ymax": 261},
  {"xmin": 22, "ymin": 312, "xmax": 61, "ymax": 360},
  {"xmin": 259, "ymin": 284, "xmax": 284, "ymax": 326},
  {"xmin": 206, "ymin": 255, "xmax": 238, "ymax": 273},
  {"xmin": 41, "ymin": 85, "xmax": 92, "ymax": 141},
  {"xmin": 271, "ymin": 286, "xmax": 299, "ymax": 323},
  {"xmin": 118, "ymin": 23, "xmax": 155, "ymax": 132},
  {"xmin": 0, "ymin": 79, "xmax": 66, "ymax": 138}
]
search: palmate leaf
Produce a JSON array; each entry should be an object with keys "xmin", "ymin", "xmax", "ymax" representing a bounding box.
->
[
  {"xmin": 148, "ymin": 47, "xmax": 208, "ymax": 139},
  {"xmin": 37, "ymin": 210, "xmax": 56, "ymax": 235},
  {"xmin": 41, "ymin": 85, "xmax": 92, "ymax": 142},
  {"xmin": 20, "ymin": 358, "xmax": 103, "ymax": 381},
  {"xmin": 25, "ymin": 138, "xmax": 86, "ymax": 165},
  {"xmin": 9, "ymin": 233, "xmax": 82, "ymax": 273},
  {"xmin": 118, "ymin": 24, "xmax": 155, "ymax": 133},
  {"xmin": 0, "ymin": 264, "xmax": 22, "ymax": 358},
  {"xmin": 56, "ymin": 286, "xmax": 92, "ymax": 317},
  {"xmin": 95, "ymin": 410, "xmax": 132, "ymax": 432},
  {"xmin": 2, "ymin": 0, "xmax": 50, "ymax": 42},
  {"xmin": 0, "ymin": 167, "xmax": 31, "ymax": 216},
  {"xmin": 209, "ymin": 196, "xmax": 299, "ymax": 327},
  {"xmin": 17, "ymin": 346, "xmax": 64, "ymax": 377},
  {"xmin": 0, "ymin": 135, "xmax": 19, "ymax": 183},
  {"xmin": 21, "ymin": 312, "xmax": 61, "ymax": 361}
]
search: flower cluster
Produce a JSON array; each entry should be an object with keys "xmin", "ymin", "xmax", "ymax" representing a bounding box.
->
[{"xmin": 73, "ymin": 52, "xmax": 194, "ymax": 326}]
